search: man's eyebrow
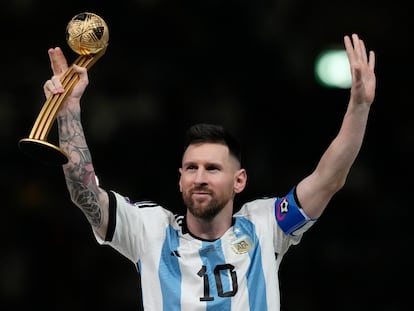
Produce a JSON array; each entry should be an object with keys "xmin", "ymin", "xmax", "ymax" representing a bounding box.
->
[{"xmin": 183, "ymin": 160, "xmax": 222, "ymax": 166}]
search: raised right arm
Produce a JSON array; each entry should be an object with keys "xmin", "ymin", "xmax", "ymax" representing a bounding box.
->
[{"xmin": 44, "ymin": 47, "xmax": 109, "ymax": 239}]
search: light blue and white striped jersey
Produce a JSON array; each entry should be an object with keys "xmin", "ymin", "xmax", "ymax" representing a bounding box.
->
[{"xmin": 95, "ymin": 190, "xmax": 309, "ymax": 311}]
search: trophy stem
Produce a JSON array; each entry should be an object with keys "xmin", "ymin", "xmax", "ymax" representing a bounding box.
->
[
  {"xmin": 29, "ymin": 67, "xmax": 75, "ymax": 140},
  {"xmin": 18, "ymin": 49, "xmax": 106, "ymax": 165}
]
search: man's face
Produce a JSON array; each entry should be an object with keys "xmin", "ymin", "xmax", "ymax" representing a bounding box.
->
[{"xmin": 179, "ymin": 143, "xmax": 246, "ymax": 221}]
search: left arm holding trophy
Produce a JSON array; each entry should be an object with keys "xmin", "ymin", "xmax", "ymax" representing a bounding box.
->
[
  {"xmin": 45, "ymin": 47, "xmax": 110, "ymax": 240},
  {"xmin": 19, "ymin": 12, "xmax": 110, "ymax": 240},
  {"xmin": 18, "ymin": 13, "xmax": 108, "ymax": 165}
]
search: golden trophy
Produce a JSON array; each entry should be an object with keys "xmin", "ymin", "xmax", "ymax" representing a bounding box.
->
[{"xmin": 18, "ymin": 12, "xmax": 109, "ymax": 165}]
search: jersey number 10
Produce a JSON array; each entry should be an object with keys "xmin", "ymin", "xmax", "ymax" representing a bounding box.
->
[{"xmin": 197, "ymin": 264, "xmax": 238, "ymax": 301}]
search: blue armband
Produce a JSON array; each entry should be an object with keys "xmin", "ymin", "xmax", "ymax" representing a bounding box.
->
[{"xmin": 275, "ymin": 187, "xmax": 317, "ymax": 236}]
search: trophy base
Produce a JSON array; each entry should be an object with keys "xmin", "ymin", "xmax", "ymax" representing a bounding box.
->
[{"xmin": 18, "ymin": 138, "xmax": 68, "ymax": 166}]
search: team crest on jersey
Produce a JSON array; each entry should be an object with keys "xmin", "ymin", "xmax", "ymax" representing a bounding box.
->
[{"xmin": 231, "ymin": 235, "xmax": 253, "ymax": 254}]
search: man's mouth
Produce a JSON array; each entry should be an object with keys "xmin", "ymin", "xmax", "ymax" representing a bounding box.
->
[{"xmin": 191, "ymin": 191, "xmax": 211, "ymax": 199}]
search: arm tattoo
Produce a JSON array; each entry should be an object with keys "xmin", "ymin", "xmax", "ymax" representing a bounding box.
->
[{"xmin": 57, "ymin": 108, "xmax": 103, "ymax": 229}]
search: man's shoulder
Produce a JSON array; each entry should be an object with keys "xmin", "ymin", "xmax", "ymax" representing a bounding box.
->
[{"xmin": 235, "ymin": 197, "xmax": 277, "ymax": 216}]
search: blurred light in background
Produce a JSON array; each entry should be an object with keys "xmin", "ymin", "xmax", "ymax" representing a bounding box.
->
[{"xmin": 314, "ymin": 49, "xmax": 351, "ymax": 89}]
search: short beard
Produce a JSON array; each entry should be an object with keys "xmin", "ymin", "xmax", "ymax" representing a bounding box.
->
[{"xmin": 183, "ymin": 196, "xmax": 225, "ymax": 222}]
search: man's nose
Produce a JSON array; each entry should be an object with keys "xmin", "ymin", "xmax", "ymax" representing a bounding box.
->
[{"xmin": 194, "ymin": 168, "xmax": 207, "ymax": 184}]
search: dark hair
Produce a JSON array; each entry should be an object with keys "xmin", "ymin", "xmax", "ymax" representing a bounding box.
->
[{"xmin": 183, "ymin": 123, "xmax": 242, "ymax": 164}]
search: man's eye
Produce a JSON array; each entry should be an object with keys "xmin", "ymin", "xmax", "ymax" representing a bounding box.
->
[{"xmin": 207, "ymin": 166, "xmax": 219, "ymax": 171}]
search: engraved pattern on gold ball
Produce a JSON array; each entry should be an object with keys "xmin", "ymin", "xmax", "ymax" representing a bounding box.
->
[{"xmin": 66, "ymin": 12, "xmax": 109, "ymax": 55}]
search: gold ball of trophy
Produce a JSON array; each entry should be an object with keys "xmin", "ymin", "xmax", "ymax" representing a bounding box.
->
[
  {"xmin": 66, "ymin": 12, "xmax": 109, "ymax": 55},
  {"xmin": 18, "ymin": 12, "xmax": 109, "ymax": 165}
]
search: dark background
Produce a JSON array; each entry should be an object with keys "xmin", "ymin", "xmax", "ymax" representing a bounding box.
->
[{"xmin": 1, "ymin": 0, "xmax": 411, "ymax": 310}]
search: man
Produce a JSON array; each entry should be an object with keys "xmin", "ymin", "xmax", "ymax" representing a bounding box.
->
[{"xmin": 44, "ymin": 33, "xmax": 376, "ymax": 310}]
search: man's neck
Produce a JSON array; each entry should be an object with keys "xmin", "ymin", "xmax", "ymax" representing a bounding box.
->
[{"xmin": 185, "ymin": 208, "xmax": 233, "ymax": 241}]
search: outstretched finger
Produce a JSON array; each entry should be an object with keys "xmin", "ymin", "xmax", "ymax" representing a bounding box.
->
[
  {"xmin": 369, "ymin": 50, "xmax": 375, "ymax": 71},
  {"xmin": 358, "ymin": 39, "xmax": 368, "ymax": 64},
  {"xmin": 48, "ymin": 47, "xmax": 68, "ymax": 75},
  {"xmin": 351, "ymin": 34, "xmax": 365, "ymax": 62},
  {"xmin": 344, "ymin": 35, "xmax": 356, "ymax": 64}
]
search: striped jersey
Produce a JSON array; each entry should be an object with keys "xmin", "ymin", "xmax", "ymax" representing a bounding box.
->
[{"xmin": 94, "ymin": 190, "xmax": 310, "ymax": 310}]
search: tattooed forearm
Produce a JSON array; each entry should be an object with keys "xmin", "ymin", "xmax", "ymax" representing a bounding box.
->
[
  {"xmin": 66, "ymin": 173, "xmax": 103, "ymax": 228},
  {"xmin": 57, "ymin": 107, "xmax": 104, "ymax": 229}
]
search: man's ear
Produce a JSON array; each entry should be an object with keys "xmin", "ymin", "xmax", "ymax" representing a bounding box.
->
[
  {"xmin": 178, "ymin": 168, "xmax": 183, "ymax": 192},
  {"xmin": 234, "ymin": 168, "xmax": 247, "ymax": 194}
]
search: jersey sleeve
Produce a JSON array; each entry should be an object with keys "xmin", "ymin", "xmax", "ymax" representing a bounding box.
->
[
  {"xmin": 93, "ymin": 190, "xmax": 174, "ymax": 263},
  {"xmin": 235, "ymin": 198, "xmax": 298, "ymax": 259},
  {"xmin": 236, "ymin": 191, "xmax": 316, "ymax": 258}
]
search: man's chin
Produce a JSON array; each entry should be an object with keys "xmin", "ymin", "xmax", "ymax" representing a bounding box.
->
[
  {"xmin": 188, "ymin": 204, "xmax": 223, "ymax": 221},
  {"xmin": 189, "ymin": 203, "xmax": 209, "ymax": 214}
]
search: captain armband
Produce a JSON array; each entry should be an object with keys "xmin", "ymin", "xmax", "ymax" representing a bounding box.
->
[{"xmin": 275, "ymin": 187, "xmax": 317, "ymax": 236}]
